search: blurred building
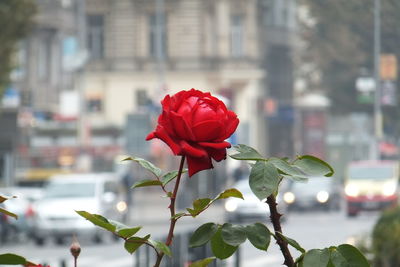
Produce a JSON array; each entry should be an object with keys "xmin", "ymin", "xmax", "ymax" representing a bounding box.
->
[
  {"xmin": 258, "ymin": 0, "xmax": 297, "ymax": 157},
  {"xmin": 82, "ymin": 0, "xmax": 266, "ymax": 157}
]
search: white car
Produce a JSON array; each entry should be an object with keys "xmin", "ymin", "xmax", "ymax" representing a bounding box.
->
[
  {"xmin": 224, "ymin": 180, "xmax": 288, "ymax": 223},
  {"xmin": 30, "ymin": 173, "xmax": 127, "ymax": 245}
]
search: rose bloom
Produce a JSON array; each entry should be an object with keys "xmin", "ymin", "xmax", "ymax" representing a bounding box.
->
[{"xmin": 147, "ymin": 89, "xmax": 239, "ymax": 176}]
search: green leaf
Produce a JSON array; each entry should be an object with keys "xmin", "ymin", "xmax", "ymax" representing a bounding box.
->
[
  {"xmin": 124, "ymin": 234, "xmax": 150, "ymax": 254},
  {"xmin": 276, "ymin": 232, "xmax": 306, "ymax": 253},
  {"xmin": 0, "ymin": 195, "xmax": 16, "ymax": 203},
  {"xmin": 269, "ymin": 158, "xmax": 305, "ymax": 175},
  {"xmin": 149, "ymin": 239, "xmax": 172, "ymax": 257},
  {"xmin": 215, "ymin": 188, "xmax": 244, "ymax": 200},
  {"xmin": 188, "ymin": 257, "xmax": 216, "ymax": 267},
  {"xmin": 293, "ymin": 155, "xmax": 334, "ymax": 177},
  {"xmin": 131, "ymin": 179, "xmax": 163, "ymax": 189},
  {"xmin": 187, "ymin": 198, "xmax": 212, "ymax": 217},
  {"xmin": 245, "ymin": 223, "xmax": 271, "ymax": 251},
  {"xmin": 171, "ymin": 212, "xmax": 186, "ymax": 220},
  {"xmin": 221, "ymin": 223, "xmax": 247, "ymax": 246},
  {"xmin": 330, "ymin": 244, "xmax": 370, "ymax": 267},
  {"xmin": 0, "ymin": 253, "xmax": 26, "ymax": 264},
  {"xmin": 123, "ymin": 157, "xmax": 162, "ymax": 177},
  {"xmin": 161, "ymin": 169, "xmax": 188, "ymax": 186},
  {"xmin": 230, "ymin": 144, "xmax": 264, "ymax": 160},
  {"xmin": 117, "ymin": 226, "xmax": 142, "ymax": 239},
  {"xmin": 75, "ymin": 211, "xmax": 116, "ymax": 232},
  {"xmin": 0, "ymin": 207, "xmax": 17, "ymax": 219},
  {"xmin": 190, "ymin": 223, "xmax": 218, "ymax": 247},
  {"xmin": 210, "ymin": 229, "xmax": 238, "ymax": 259},
  {"xmin": 302, "ymin": 248, "xmax": 330, "ymax": 267},
  {"xmin": 249, "ymin": 161, "xmax": 281, "ymax": 200}
]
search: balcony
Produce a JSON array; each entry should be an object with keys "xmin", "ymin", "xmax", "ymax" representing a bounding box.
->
[{"xmin": 34, "ymin": 0, "xmax": 76, "ymax": 31}]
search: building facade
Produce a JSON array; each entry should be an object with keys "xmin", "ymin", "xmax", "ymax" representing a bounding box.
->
[{"xmin": 83, "ymin": 0, "xmax": 267, "ymax": 156}]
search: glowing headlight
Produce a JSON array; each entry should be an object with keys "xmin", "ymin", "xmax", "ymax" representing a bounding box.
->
[
  {"xmin": 316, "ymin": 191, "xmax": 329, "ymax": 203},
  {"xmin": 116, "ymin": 201, "xmax": 127, "ymax": 213},
  {"xmin": 345, "ymin": 184, "xmax": 359, "ymax": 197},
  {"xmin": 225, "ymin": 199, "xmax": 238, "ymax": 212},
  {"xmin": 383, "ymin": 182, "xmax": 396, "ymax": 196},
  {"xmin": 283, "ymin": 192, "xmax": 295, "ymax": 204}
]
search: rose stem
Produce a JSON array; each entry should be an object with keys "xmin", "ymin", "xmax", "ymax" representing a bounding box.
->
[
  {"xmin": 154, "ymin": 156, "xmax": 186, "ymax": 267},
  {"xmin": 266, "ymin": 195, "xmax": 295, "ymax": 267}
]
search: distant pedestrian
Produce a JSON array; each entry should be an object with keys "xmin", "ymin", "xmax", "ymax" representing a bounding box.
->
[{"xmin": 122, "ymin": 167, "xmax": 135, "ymax": 222}]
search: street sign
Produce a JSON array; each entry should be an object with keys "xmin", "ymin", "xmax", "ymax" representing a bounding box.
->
[
  {"xmin": 381, "ymin": 80, "xmax": 397, "ymax": 106},
  {"xmin": 380, "ymin": 54, "xmax": 397, "ymax": 81}
]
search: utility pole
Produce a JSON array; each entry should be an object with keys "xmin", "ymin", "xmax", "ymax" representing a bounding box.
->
[
  {"xmin": 373, "ymin": 0, "xmax": 382, "ymax": 160},
  {"xmin": 155, "ymin": 0, "xmax": 166, "ymax": 99}
]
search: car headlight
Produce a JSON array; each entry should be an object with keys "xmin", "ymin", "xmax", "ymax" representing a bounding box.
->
[
  {"xmin": 345, "ymin": 184, "xmax": 359, "ymax": 197},
  {"xmin": 316, "ymin": 191, "xmax": 329, "ymax": 203},
  {"xmin": 383, "ymin": 182, "xmax": 396, "ymax": 196},
  {"xmin": 283, "ymin": 192, "xmax": 295, "ymax": 204},
  {"xmin": 116, "ymin": 201, "xmax": 127, "ymax": 213},
  {"xmin": 225, "ymin": 199, "xmax": 238, "ymax": 212}
]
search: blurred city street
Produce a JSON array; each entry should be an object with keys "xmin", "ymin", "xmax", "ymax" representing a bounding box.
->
[{"xmin": 0, "ymin": 187, "xmax": 378, "ymax": 267}]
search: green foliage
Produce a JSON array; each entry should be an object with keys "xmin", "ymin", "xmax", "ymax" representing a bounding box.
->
[
  {"xmin": 276, "ymin": 232, "xmax": 306, "ymax": 253},
  {"xmin": 229, "ymin": 144, "xmax": 264, "ymax": 160},
  {"xmin": 123, "ymin": 157, "xmax": 162, "ymax": 177},
  {"xmin": 0, "ymin": 253, "xmax": 35, "ymax": 265},
  {"xmin": 131, "ymin": 179, "xmax": 163, "ymax": 188},
  {"xmin": 0, "ymin": 0, "xmax": 36, "ymax": 93},
  {"xmin": 298, "ymin": 245, "xmax": 369, "ymax": 267},
  {"xmin": 293, "ymin": 155, "xmax": 334, "ymax": 177},
  {"xmin": 0, "ymin": 195, "xmax": 18, "ymax": 219},
  {"xmin": 190, "ymin": 223, "xmax": 218, "ymax": 247},
  {"xmin": 220, "ymin": 223, "xmax": 247, "ymax": 246},
  {"xmin": 190, "ymin": 222, "xmax": 272, "ymax": 258},
  {"xmin": 244, "ymin": 223, "xmax": 271, "ymax": 251},
  {"xmin": 188, "ymin": 257, "xmax": 216, "ymax": 267},
  {"xmin": 372, "ymin": 206, "xmax": 400, "ymax": 267},
  {"xmin": 149, "ymin": 239, "xmax": 173, "ymax": 257},
  {"xmin": 124, "ymin": 235, "xmax": 150, "ymax": 254},
  {"xmin": 186, "ymin": 189, "xmax": 243, "ymax": 217},
  {"xmin": 249, "ymin": 161, "xmax": 281, "ymax": 200},
  {"xmin": 210, "ymin": 229, "xmax": 238, "ymax": 259}
]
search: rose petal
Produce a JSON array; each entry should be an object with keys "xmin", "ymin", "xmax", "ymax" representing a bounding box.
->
[
  {"xmin": 147, "ymin": 126, "xmax": 181, "ymax": 155},
  {"xmin": 180, "ymin": 140, "xmax": 208, "ymax": 158},
  {"xmin": 192, "ymin": 105, "xmax": 217, "ymax": 125},
  {"xmin": 219, "ymin": 115, "xmax": 239, "ymax": 141},
  {"xmin": 207, "ymin": 148, "xmax": 227, "ymax": 161},
  {"xmin": 198, "ymin": 141, "xmax": 231, "ymax": 149},
  {"xmin": 170, "ymin": 111, "xmax": 195, "ymax": 140},
  {"xmin": 192, "ymin": 120, "xmax": 223, "ymax": 141},
  {"xmin": 186, "ymin": 155, "xmax": 213, "ymax": 177}
]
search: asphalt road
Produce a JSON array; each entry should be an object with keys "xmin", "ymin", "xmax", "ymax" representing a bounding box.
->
[{"xmin": 0, "ymin": 209, "xmax": 379, "ymax": 267}]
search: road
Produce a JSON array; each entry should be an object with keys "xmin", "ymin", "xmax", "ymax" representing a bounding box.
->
[{"xmin": 0, "ymin": 209, "xmax": 379, "ymax": 267}]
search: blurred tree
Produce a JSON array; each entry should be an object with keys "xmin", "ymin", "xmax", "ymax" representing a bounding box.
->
[
  {"xmin": 300, "ymin": 0, "xmax": 400, "ymax": 134},
  {"xmin": 0, "ymin": 0, "xmax": 36, "ymax": 96}
]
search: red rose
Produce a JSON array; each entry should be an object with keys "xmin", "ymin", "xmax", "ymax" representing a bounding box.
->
[{"xmin": 146, "ymin": 89, "xmax": 239, "ymax": 176}]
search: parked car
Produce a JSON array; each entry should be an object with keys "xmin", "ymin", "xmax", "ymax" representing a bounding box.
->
[
  {"xmin": 30, "ymin": 173, "xmax": 127, "ymax": 245},
  {"xmin": 282, "ymin": 177, "xmax": 342, "ymax": 212},
  {"xmin": 224, "ymin": 180, "xmax": 288, "ymax": 223}
]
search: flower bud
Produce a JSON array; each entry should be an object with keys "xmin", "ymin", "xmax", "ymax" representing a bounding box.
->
[{"xmin": 70, "ymin": 236, "xmax": 81, "ymax": 259}]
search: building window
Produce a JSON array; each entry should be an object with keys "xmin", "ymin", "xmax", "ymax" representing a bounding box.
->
[
  {"xmin": 149, "ymin": 14, "xmax": 167, "ymax": 58},
  {"xmin": 230, "ymin": 14, "xmax": 244, "ymax": 58},
  {"xmin": 87, "ymin": 15, "xmax": 104, "ymax": 60},
  {"xmin": 86, "ymin": 94, "xmax": 103, "ymax": 113},
  {"xmin": 38, "ymin": 37, "xmax": 50, "ymax": 80}
]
